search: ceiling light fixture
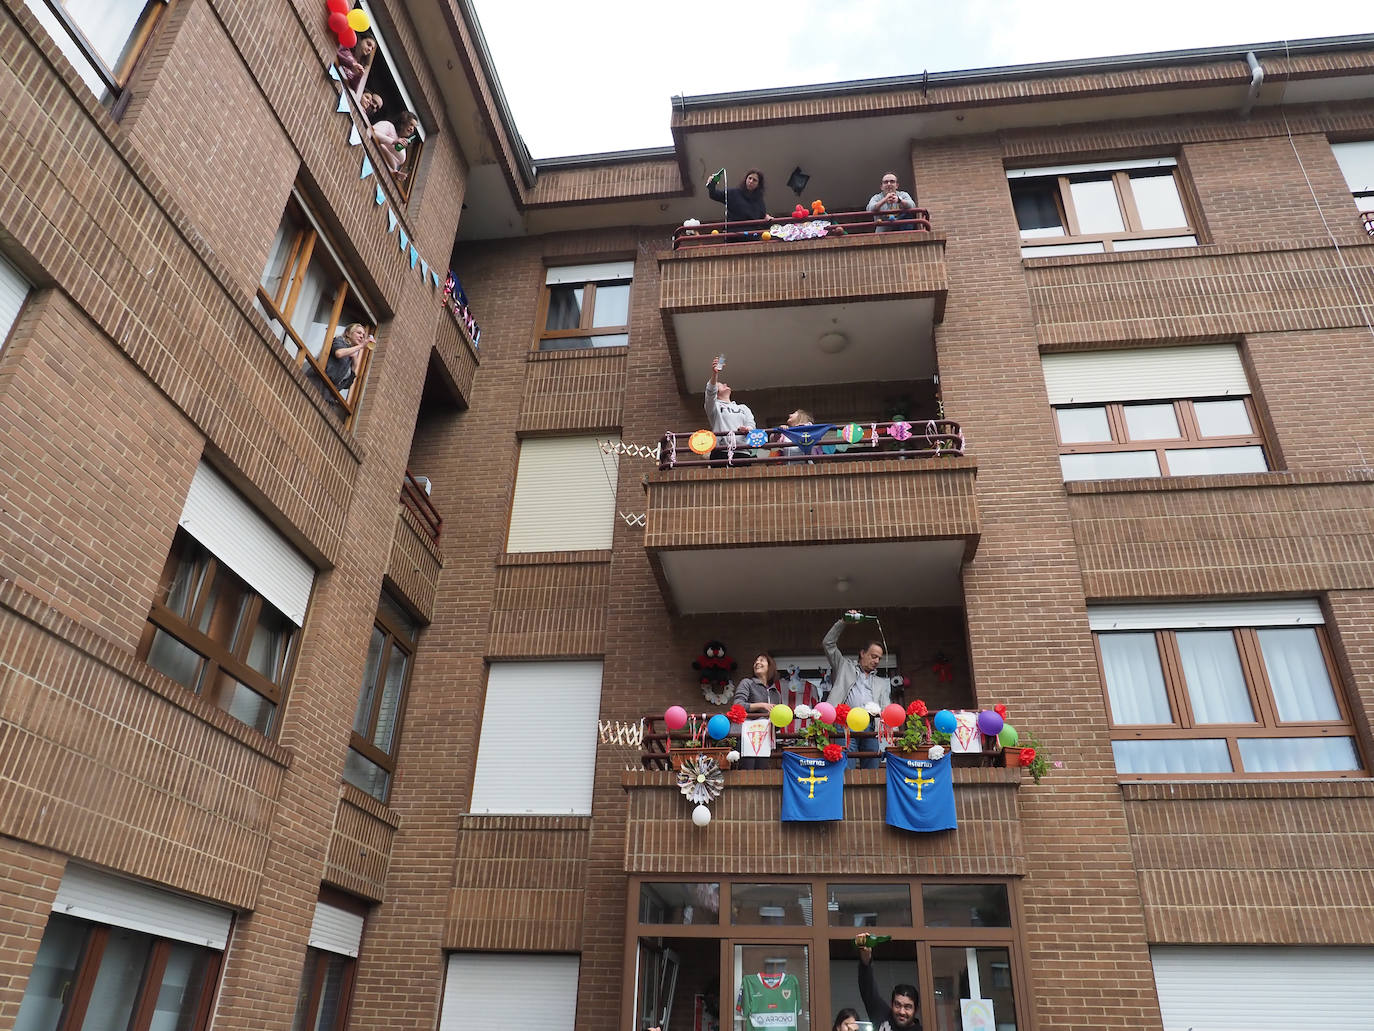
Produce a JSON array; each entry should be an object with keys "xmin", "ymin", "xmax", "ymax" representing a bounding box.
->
[
  {"xmin": 818, "ymin": 331, "xmax": 849, "ymax": 354},
  {"xmin": 786, "ymin": 166, "xmax": 811, "ymax": 195}
]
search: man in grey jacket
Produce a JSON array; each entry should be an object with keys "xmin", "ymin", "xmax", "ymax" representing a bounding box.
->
[
  {"xmin": 866, "ymin": 172, "xmax": 919, "ymax": 233},
  {"xmin": 824, "ymin": 612, "xmax": 890, "ymax": 768}
]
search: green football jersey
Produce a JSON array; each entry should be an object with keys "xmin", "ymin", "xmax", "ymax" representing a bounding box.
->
[{"xmin": 739, "ymin": 972, "xmax": 800, "ymax": 1029}]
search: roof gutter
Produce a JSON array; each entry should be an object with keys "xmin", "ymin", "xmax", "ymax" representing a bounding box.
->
[
  {"xmin": 1239, "ymin": 51, "xmax": 1264, "ymax": 118},
  {"xmin": 451, "ymin": 0, "xmax": 536, "ymax": 188}
]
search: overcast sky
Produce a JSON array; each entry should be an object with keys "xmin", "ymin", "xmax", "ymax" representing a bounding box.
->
[{"xmin": 468, "ymin": 0, "xmax": 1370, "ymax": 159}]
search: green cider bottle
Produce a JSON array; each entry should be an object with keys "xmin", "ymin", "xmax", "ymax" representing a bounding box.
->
[{"xmin": 855, "ymin": 934, "xmax": 891, "ymax": 948}]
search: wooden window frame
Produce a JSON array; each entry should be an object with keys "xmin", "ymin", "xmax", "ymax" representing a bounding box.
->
[
  {"xmin": 1054, "ymin": 396, "xmax": 1268, "ymax": 476},
  {"xmin": 1014, "ymin": 166, "xmax": 1199, "ymax": 253},
  {"xmin": 621, "ymin": 876, "xmax": 1032, "ymax": 1031},
  {"xmin": 137, "ymin": 529, "xmax": 300, "ymax": 736},
  {"xmin": 534, "ymin": 277, "xmax": 632, "ymax": 352},
  {"xmin": 346, "ymin": 598, "xmax": 418, "ymax": 800},
  {"xmin": 294, "ymin": 947, "xmax": 357, "ymax": 1031},
  {"xmin": 37, "ymin": 915, "xmax": 221, "ymax": 1031},
  {"xmin": 33, "ymin": 0, "xmax": 170, "ymax": 106},
  {"xmin": 255, "ymin": 197, "xmax": 375, "ymax": 423},
  {"xmin": 1094, "ymin": 625, "xmax": 1364, "ymax": 780}
]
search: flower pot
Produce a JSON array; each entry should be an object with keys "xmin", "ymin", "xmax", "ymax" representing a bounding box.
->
[
  {"xmin": 668, "ymin": 747, "xmax": 734, "ymax": 771},
  {"xmin": 888, "ymin": 746, "xmax": 932, "ymax": 761},
  {"xmin": 1003, "ymin": 746, "xmax": 1028, "ymax": 769}
]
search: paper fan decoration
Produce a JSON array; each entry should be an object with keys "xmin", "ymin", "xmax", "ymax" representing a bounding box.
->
[
  {"xmin": 841, "ymin": 422, "xmax": 865, "ymax": 444},
  {"xmin": 677, "ymin": 755, "xmax": 725, "ymax": 804},
  {"xmin": 689, "ymin": 429, "xmax": 717, "ymax": 455}
]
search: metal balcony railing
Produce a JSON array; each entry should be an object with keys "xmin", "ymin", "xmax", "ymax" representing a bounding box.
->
[
  {"xmin": 658, "ymin": 420, "xmax": 964, "ymax": 470},
  {"xmin": 671, "ymin": 208, "xmax": 932, "ymax": 250}
]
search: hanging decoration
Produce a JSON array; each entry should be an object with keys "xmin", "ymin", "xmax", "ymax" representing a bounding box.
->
[
  {"xmin": 888, "ymin": 420, "xmax": 913, "ymax": 441},
  {"xmin": 931, "ymin": 652, "xmax": 953, "ymax": 682},
  {"xmin": 692, "ymin": 641, "xmax": 737, "ymax": 705},
  {"xmin": 688, "ymin": 429, "xmax": 717, "ymax": 456},
  {"xmin": 598, "ymin": 718, "xmax": 645, "ymax": 748},
  {"xmin": 677, "ymin": 755, "xmax": 726, "ymax": 805},
  {"xmin": 841, "ymin": 423, "xmax": 865, "ymax": 444}
]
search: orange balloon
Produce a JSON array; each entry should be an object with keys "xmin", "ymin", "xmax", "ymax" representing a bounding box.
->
[{"xmin": 688, "ymin": 430, "xmax": 716, "ymax": 456}]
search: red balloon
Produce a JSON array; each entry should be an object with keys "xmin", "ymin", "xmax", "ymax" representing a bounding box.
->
[
  {"xmin": 327, "ymin": 11, "xmax": 348, "ymax": 32},
  {"xmin": 336, "ymin": 26, "xmax": 357, "ymax": 47},
  {"xmin": 326, "ymin": 0, "xmax": 348, "ymax": 12}
]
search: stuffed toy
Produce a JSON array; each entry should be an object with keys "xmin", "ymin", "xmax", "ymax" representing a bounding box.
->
[
  {"xmin": 810, "ymin": 199, "xmax": 826, "ymax": 215},
  {"xmin": 792, "ymin": 204, "xmax": 807, "ymax": 219},
  {"xmin": 693, "ymin": 641, "xmax": 737, "ymax": 705},
  {"xmin": 682, "ymin": 217, "xmax": 701, "ymax": 237}
]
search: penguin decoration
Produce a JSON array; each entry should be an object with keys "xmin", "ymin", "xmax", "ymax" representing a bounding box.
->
[{"xmin": 692, "ymin": 640, "xmax": 737, "ymax": 706}]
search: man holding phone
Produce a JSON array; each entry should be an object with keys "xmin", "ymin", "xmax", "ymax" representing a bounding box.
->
[{"xmin": 705, "ymin": 355, "xmax": 755, "ymax": 464}]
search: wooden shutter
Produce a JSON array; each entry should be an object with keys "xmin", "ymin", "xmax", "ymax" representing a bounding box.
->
[
  {"xmin": 505, "ymin": 436, "xmax": 619, "ymax": 553},
  {"xmin": 1041, "ymin": 344, "xmax": 1249, "ymax": 405}
]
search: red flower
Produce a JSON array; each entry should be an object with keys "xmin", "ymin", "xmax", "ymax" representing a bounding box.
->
[
  {"xmin": 834, "ymin": 704, "xmax": 852, "ymax": 726},
  {"xmin": 994, "ymin": 703, "xmax": 1008, "ymax": 718},
  {"xmin": 823, "ymin": 743, "xmax": 844, "ymax": 763},
  {"xmin": 1019, "ymin": 748, "xmax": 1036, "ymax": 767},
  {"xmin": 726, "ymin": 704, "xmax": 748, "ymax": 724},
  {"xmin": 907, "ymin": 699, "xmax": 928, "ymax": 717}
]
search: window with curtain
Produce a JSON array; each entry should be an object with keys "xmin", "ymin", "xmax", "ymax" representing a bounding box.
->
[
  {"xmin": 21, "ymin": 0, "xmax": 168, "ymax": 105},
  {"xmin": 343, "ymin": 592, "xmax": 420, "ymax": 801},
  {"xmin": 1091, "ymin": 602, "xmax": 1362, "ymax": 777},
  {"xmin": 536, "ymin": 262, "xmax": 633, "ymax": 351}
]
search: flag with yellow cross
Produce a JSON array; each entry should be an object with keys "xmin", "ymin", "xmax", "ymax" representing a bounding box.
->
[
  {"xmin": 885, "ymin": 753, "xmax": 957, "ymax": 832},
  {"xmin": 780, "ymin": 751, "xmax": 845, "ymax": 822}
]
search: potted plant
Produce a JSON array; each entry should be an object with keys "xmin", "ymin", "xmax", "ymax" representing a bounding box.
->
[
  {"xmin": 784, "ymin": 715, "xmax": 834, "ymax": 758},
  {"xmin": 888, "ymin": 700, "xmax": 933, "ymax": 759},
  {"xmin": 1005, "ymin": 730, "xmax": 1051, "ymax": 784}
]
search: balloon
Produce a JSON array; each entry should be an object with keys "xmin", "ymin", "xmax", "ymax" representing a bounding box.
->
[
  {"xmin": 933, "ymin": 709, "xmax": 957, "ymax": 735},
  {"xmin": 706, "ymin": 714, "xmax": 730, "ymax": 740},
  {"xmin": 664, "ymin": 706, "xmax": 688, "ymax": 730},
  {"xmin": 326, "ymin": 0, "xmax": 348, "ymax": 12},
  {"xmin": 846, "ymin": 707, "xmax": 870, "ymax": 732},
  {"xmin": 882, "ymin": 703, "xmax": 905, "ymax": 728},
  {"xmin": 769, "ymin": 704, "xmax": 793, "ymax": 728},
  {"xmin": 761, "ymin": 231, "xmax": 772, "ymax": 240},
  {"xmin": 998, "ymin": 724, "xmax": 1019, "ymax": 748},
  {"xmin": 815, "ymin": 702, "xmax": 836, "ymax": 724},
  {"xmin": 977, "ymin": 710, "xmax": 1004, "ymax": 736},
  {"xmin": 345, "ymin": 7, "xmax": 370, "ymax": 31},
  {"xmin": 691, "ymin": 804, "xmax": 711, "ymax": 827},
  {"xmin": 336, "ymin": 26, "xmax": 357, "ymax": 46},
  {"xmin": 328, "ymin": 11, "xmax": 348, "ymax": 32}
]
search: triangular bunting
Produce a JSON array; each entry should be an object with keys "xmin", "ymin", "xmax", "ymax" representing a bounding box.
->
[
  {"xmin": 360, "ymin": 154, "xmax": 374, "ymax": 181},
  {"xmin": 398, "ymin": 229, "xmax": 408, "ymax": 253},
  {"xmin": 420, "ymin": 258, "xmax": 429, "ymax": 281},
  {"xmin": 337, "ymin": 92, "xmax": 350, "ymax": 113},
  {"xmin": 348, "ymin": 125, "xmax": 362, "ymax": 146},
  {"xmin": 386, "ymin": 209, "xmax": 398, "ymax": 233},
  {"xmin": 375, "ymin": 183, "xmax": 385, "ymax": 206},
  {"xmin": 328, "ymin": 64, "xmax": 342, "ymax": 82},
  {"xmin": 409, "ymin": 244, "xmax": 419, "ymax": 269},
  {"xmin": 430, "ymin": 269, "xmax": 440, "ymax": 289}
]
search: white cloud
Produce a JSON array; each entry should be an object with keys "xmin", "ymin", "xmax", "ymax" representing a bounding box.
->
[{"xmin": 470, "ymin": 0, "xmax": 1370, "ymax": 157}]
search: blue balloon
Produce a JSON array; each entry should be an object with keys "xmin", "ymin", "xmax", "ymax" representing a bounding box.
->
[
  {"xmin": 933, "ymin": 709, "xmax": 957, "ymax": 735},
  {"xmin": 707, "ymin": 713, "xmax": 731, "ymax": 740}
]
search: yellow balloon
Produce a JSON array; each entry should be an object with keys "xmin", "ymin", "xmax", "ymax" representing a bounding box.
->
[
  {"xmin": 710, "ymin": 229, "xmax": 720, "ymax": 235},
  {"xmin": 846, "ymin": 707, "xmax": 870, "ymax": 732},
  {"xmin": 769, "ymin": 704, "xmax": 793, "ymax": 728},
  {"xmin": 761, "ymin": 231, "xmax": 772, "ymax": 240},
  {"xmin": 346, "ymin": 8, "xmax": 370, "ymax": 31}
]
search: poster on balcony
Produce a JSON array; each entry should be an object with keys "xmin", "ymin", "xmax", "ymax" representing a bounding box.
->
[
  {"xmin": 780, "ymin": 751, "xmax": 844, "ymax": 822},
  {"xmin": 740, "ymin": 718, "xmax": 773, "ymax": 759},
  {"xmin": 950, "ymin": 711, "xmax": 982, "ymax": 753},
  {"xmin": 885, "ymin": 753, "xmax": 956, "ymax": 833}
]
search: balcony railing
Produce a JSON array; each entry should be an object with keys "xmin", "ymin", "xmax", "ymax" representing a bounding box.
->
[
  {"xmin": 671, "ymin": 208, "xmax": 932, "ymax": 250},
  {"xmin": 659, "ymin": 419, "xmax": 964, "ymax": 470},
  {"xmin": 399, "ymin": 469, "xmax": 442, "ymax": 541}
]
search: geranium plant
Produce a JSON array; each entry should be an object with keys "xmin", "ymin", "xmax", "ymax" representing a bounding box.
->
[
  {"xmin": 796, "ymin": 717, "xmax": 832, "ymax": 750},
  {"xmin": 1017, "ymin": 730, "xmax": 1051, "ymax": 784},
  {"xmin": 894, "ymin": 700, "xmax": 932, "ymax": 752}
]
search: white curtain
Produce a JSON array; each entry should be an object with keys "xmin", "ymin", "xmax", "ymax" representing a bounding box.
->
[
  {"xmin": 1113, "ymin": 738, "xmax": 1232, "ymax": 775},
  {"xmin": 1258, "ymin": 628, "xmax": 1340, "ymax": 721},
  {"xmin": 1176, "ymin": 631, "xmax": 1254, "ymax": 724},
  {"xmin": 1099, "ymin": 633, "xmax": 1172, "ymax": 724}
]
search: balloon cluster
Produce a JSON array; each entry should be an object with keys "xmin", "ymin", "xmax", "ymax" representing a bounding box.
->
[{"xmin": 325, "ymin": 0, "xmax": 369, "ymax": 49}]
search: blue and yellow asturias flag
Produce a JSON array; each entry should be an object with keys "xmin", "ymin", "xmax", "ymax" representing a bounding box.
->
[
  {"xmin": 885, "ymin": 753, "xmax": 956, "ymax": 833},
  {"xmin": 780, "ymin": 751, "xmax": 844, "ymax": 822}
]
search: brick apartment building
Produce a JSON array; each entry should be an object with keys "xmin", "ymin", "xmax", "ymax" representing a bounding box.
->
[{"xmin": 1, "ymin": 0, "xmax": 1373, "ymax": 1023}]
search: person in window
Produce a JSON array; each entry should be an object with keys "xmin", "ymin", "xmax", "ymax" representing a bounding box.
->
[
  {"xmin": 319, "ymin": 322, "xmax": 369, "ymax": 398},
  {"xmin": 867, "ymin": 172, "xmax": 919, "ymax": 233},
  {"xmin": 706, "ymin": 168, "xmax": 771, "ymax": 240},
  {"xmin": 337, "ymin": 37, "xmax": 375, "ymax": 93},
  {"xmin": 824, "ymin": 612, "xmax": 890, "ymax": 769},
  {"xmin": 372, "ymin": 111, "xmax": 419, "ymax": 180},
  {"xmin": 732, "ymin": 653, "xmax": 784, "ymax": 770},
  {"xmin": 833, "ymin": 1008, "xmax": 861, "ymax": 1031},
  {"xmin": 855, "ymin": 934, "xmax": 922, "ymax": 1030},
  {"xmin": 358, "ymin": 91, "xmax": 383, "ymax": 117},
  {"xmin": 705, "ymin": 355, "xmax": 755, "ymax": 463}
]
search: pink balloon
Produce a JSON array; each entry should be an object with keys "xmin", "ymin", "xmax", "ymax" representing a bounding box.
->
[
  {"xmin": 664, "ymin": 705, "xmax": 688, "ymax": 730},
  {"xmin": 815, "ymin": 702, "xmax": 836, "ymax": 724},
  {"xmin": 882, "ymin": 703, "xmax": 906, "ymax": 728}
]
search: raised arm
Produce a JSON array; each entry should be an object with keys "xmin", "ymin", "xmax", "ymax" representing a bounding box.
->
[{"xmin": 856, "ymin": 947, "xmax": 890, "ymax": 1028}]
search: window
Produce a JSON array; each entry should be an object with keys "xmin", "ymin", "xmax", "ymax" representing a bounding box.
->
[
  {"xmin": 1008, "ymin": 157, "xmax": 1197, "ymax": 256},
  {"xmin": 1091, "ymin": 600, "xmax": 1363, "ymax": 777},
  {"xmin": 343, "ymin": 593, "xmax": 419, "ymax": 801},
  {"xmin": 22, "ymin": 0, "xmax": 167, "ymax": 104},
  {"xmin": 1, "ymin": 252, "xmax": 30, "ymax": 352},
  {"xmin": 1042, "ymin": 344, "xmax": 1269, "ymax": 481},
  {"xmin": 139, "ymin": 463, "xmax": 315, "ymax": 735},
  {"xmin": 256, "ymin": 194, "xmax": 376, "ymax": 417},
  {"xmin": 15, "ymin": 866, "xmax": 229, "ymax": 1031},
  {"xmin": 440, "ymin": 954, "xmax": 579, "ymax": 1029},
  {"xmin": 505, "ymin": 435, "xmax": 619, "ymax": 553},
  {"xmin": 469, "ymin": 661, "xmax": 603, "ymax": 815},
  {"xmin": 627, "ymin": 878, "xmax": 1026, "ymax": 1031},
  {"xmin": 536, "ymin": 262, "xmax": 633, "ymax": 351},
  {"xmin": 292, "ymin": 898, "xmax": 365, "ymax": 1031},
  {"xmin": 1331, "ymin": 140, "xmax": 1374, "ymax": 212}
]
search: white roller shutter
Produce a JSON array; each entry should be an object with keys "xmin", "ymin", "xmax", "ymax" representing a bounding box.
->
[
  {"xmin": 53, "ymin": 866, "xmax": 232, "ymax": 950},
  {"xmin": 179, "ymin": 462, "xmax": 315, "ymax": 626},
  {"xmin": 469, "ymin": 661, "xmax": 602, "ymax": 815},
  {"xmin": 1088, "ymin": 599, "xmax": 1323, "ymax": 631},
  {"xmin": 1151, "ymin": 946, "xmax": 1374, "ymax": 1031},
  {"xmin": 440, "ymin": 954, "xmax": 579, "ymax": 1030},
  {"xmin": 308, "ymin": 901, "xmax": 364, "ymax": 957},
  {"xmin": 1008, "ymin": 156, "xmax": 1177, "ymax": 179},
  {"xmin": 0, "ymin": 252, "xmax": 29, "ymax": 345},
  {"xmin": 1332, "ymin": 141, "xmax": 1374, "ymax": 194},
  {"xmin": 1041, "ymin": 345, "xmax": 1249, "ymax": 405},
  {"xmin": 545, "ymin": 261, "xmax": 634, "ymax": 285},
  {"xmin": 505, "ymin": 436, "xmax": 619, "ymax": 553}
]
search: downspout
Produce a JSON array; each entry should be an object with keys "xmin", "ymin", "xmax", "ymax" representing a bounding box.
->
[{"xmin": 1239, "ymin": 51, "xmax": 1264, "ymax": 118}]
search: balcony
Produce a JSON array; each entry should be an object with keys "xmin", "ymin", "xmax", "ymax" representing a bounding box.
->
[
  {"xmin": 386, "ymin": 469, "xmax": 442, "ymax": 620},
  {"xmin": 658, "ymin": 212, "xmax": 948, "ymax": 393},
  {"xmin": 644, "ymin": 421, "xmax": 978, "ymax": 614}
]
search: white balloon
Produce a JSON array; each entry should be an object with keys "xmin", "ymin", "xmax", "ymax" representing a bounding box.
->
[
  {"xmin": 726, "ymin": 751, "xmax": 741, "ymax": 763},
  {"xmin": 692, "ymin": 804, "xmax": 712, "ymax": 827}
]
